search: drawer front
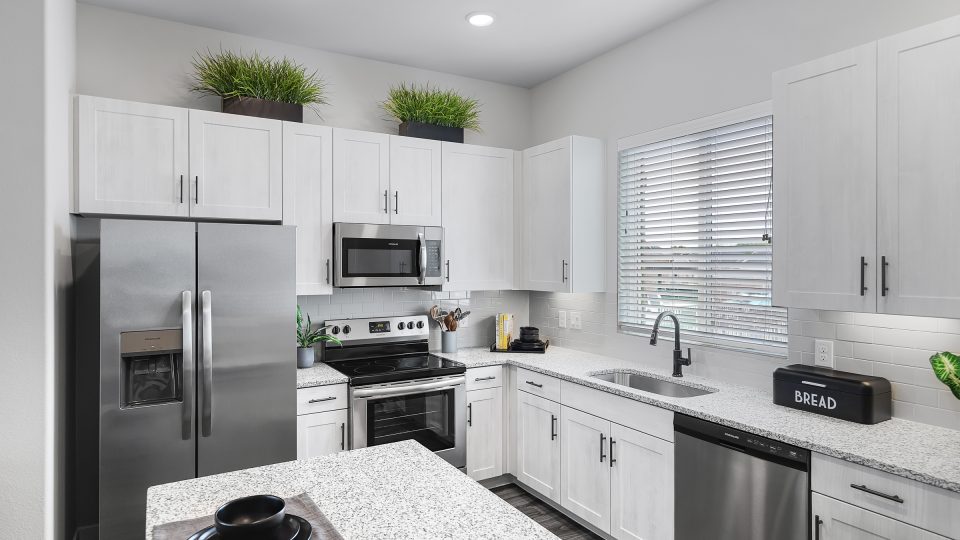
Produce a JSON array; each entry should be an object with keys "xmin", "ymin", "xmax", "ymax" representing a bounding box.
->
[
  {"xmin": 560, "ymin": 381, "xmax": 673, "ymax": 442},
  {"xmin": 466, "ymin": 365, "xmax": 504, "ymax": 391},
  {"xmin": 812, "ymin": 453, "xmax": 960, "ymax": 537},
  {"xmin": 297, "ymin": 384, "xmax": 348, "ymax": 415},
  {"xmin": 516, "ymin": 367, "xmax": 561, "ymax": 402}
]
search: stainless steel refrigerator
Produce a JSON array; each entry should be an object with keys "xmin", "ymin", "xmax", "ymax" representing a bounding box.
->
[{"xmin": 74, "ymin": 218, "xmax": 296, "ymax": 539}]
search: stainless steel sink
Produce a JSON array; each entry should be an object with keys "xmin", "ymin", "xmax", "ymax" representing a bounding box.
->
[{"xmin": 591, "ymin": 371, "xmax": 715, "ymax": 398}]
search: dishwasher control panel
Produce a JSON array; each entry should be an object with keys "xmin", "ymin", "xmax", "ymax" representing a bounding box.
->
[{"xmin": 679, "ymin": 414, "xmax": 809, "ymax": 466}]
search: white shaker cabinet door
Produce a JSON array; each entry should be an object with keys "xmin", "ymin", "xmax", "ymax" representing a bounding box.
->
[
  {"xmin": 466, "ymin": 387, "xmax": 503, "ymax": 481},
  {"xmin": 610, "ymin": 423, "xmax": 674, "ymax": 540},
  {"xmin": 516, "ymin": 391, "xmax": 562, "ymax": 502},
  {"xmin": 560, "ymin": 406, "xmax": 611, "ymax": 533},
  {"xmin": 441, "ymin": 143, "xmax": 515, "ymax": 291},
  {"xmin": 772, "ymin": 43, "xmax": 877, "ymax": 312},
  {"xmin": 282, "ymin": 122, "xmax": 334, "ymax": 295},
  {"xmin": 188, "ymin": 110, "xmax": 283, "ymax": 221},
  {"xmin": 878, "ymin": 16, "xmax": 960, "ymax": 317},
  {"xmin": 389, "ymin": 136, "xmax": 441, "ymax": 226},
  {"xmin": 522, "ymin": 138, "xmax": 572, "ymax": 292},
  {"xmin": 296, "ymin": 409, "xmax": 348, "ymax": 460},
  {"xmin": 332, "ymin": 128, "xmax": 390, "ymax": 224},
  {"xmin": 76, "ymin": 96, "xmax": 189, "ymax": 217},
  {"xmin": 812, "ymin": 493, "xmax": 948, "ymax": 540}
]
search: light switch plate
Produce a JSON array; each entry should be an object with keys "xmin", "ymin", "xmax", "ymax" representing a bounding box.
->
[
  {"xmin": 815, "ymin": 339, "xmax": 835, "ymax": 368},
  {"xmin": 569, "ymin": 311, "xmax": 582, "ymax": 330},
  {"xmin": 558, "ymin": 310, "xmax": 567, "ymax": 328}
]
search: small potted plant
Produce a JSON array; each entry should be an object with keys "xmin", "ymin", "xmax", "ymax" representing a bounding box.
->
[
  {"xmin": 296, "ymin": 305, "xmax": 340, "ymax": 369},
  {"xmin": 382, "ymin": 83, "xmax": 481, "ymax": 143},
  {"xmin": 192, "ymin": 49, "xmax": 328, "ymax": 122}
]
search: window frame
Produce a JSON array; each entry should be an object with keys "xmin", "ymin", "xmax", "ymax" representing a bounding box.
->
[{"xmin": 616, "ymin": 101, "xmax": 787, "ymax": 357}]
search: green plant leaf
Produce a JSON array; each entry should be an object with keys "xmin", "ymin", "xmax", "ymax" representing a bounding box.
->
[
  {"xmin": 930, "ymin": 351, "xmax": 960, "ymax": 400},
  {"xmin": 382, "ymin": 82, "xmax": 481, "ymax": 132}
]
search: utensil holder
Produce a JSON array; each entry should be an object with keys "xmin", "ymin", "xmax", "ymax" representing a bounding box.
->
[{"xmin": 441, "ymin": 331, "xmax": 458, "ymax": 353}]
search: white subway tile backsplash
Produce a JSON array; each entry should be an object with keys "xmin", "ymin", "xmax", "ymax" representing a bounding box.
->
[
  {"xmin": 836, "ymin": 324, "xmax": 874, "ymax": 343},
  {"xmin": 801, "ymin": 321, "xmax": 836, "ymax": 339},
  {"xmin": 872, "ymin": 362, "xmax": 944, "ymax": 390},
  {"xmin": 890, "ymin": 382, "xmax": 939, "ymax": 407}
]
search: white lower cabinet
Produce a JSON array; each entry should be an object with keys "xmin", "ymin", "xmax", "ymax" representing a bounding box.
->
[
  {"xmin": 813, "ymin": 493, "xmax": 949, "ymax": 540},
  {"xmin": 296, "ymin": 408, "xmax": 347, "ymax": 460},
  {"xmin": 466, "ymin": 387, "xmax": 503, "ymax": 481},
  {"xmin": 560, "ymin": 406, "xmax": 674, "ymax": 539},
  {"xmin": 516, "ymin": 390, "xmax": 562, "ymax": 501}
]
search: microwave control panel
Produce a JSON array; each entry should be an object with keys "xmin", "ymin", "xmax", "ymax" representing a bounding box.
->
[{"xmin": 425, "ymin": 240, "xmax": 442, "ymax": 278}]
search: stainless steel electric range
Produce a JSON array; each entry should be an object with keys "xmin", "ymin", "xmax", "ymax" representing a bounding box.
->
[{"xmin": 321, "ymin": 315, "xmax": 466, "ymax": 468}]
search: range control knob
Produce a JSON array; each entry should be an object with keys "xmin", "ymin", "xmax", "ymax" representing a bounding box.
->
[
  {"xmin": 416, "ymin": 321, "xmax": 425, "ymax": 329},
  {"xmin": 398, "ymin": 322, "xmax": 406, "ymax": 330},
  {"xmin": 342, "ymin": 325, "xmax": 351, "ymax": 334},
  {"xmin": 330, "ymin": 326, "xmax": 340, "ymax": 335}
]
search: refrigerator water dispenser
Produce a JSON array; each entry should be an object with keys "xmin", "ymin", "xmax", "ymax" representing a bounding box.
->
[{"xmin": 120, "ymin": 329, "xmax": 183, "ymax": 407}]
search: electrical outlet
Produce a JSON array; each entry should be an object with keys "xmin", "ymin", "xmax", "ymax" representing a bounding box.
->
[
  {"xmin": 569, "ymin": 311, "xmax": 582, "ymax": 330},
  {"xmin": 815, "ymin": 339, "xmax": 835, "ymax": 368},
  {"xmin": 558, "ymin": 310, "xmax": 567, "ymax": 328}
]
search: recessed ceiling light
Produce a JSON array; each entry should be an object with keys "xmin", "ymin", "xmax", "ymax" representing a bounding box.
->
[{"xmin": 466, "ymin": 12, "xmax": 495, "ymax": 27}]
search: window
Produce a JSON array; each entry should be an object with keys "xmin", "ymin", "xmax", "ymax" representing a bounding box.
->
[{"xmin": 617, "ymin": 106, "xmax": 787, "ymax": 353}]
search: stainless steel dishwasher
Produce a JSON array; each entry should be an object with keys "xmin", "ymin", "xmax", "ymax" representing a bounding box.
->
[{"xmin": 675, "ymin": 414, "xmax": 810, "ymax": 540}]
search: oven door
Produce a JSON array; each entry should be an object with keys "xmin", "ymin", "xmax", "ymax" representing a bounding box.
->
[
  {"xmin": 350, "ymin": 376, "xmax": 466, "ymax": 468},
  {"xmin": 333, "ymin": 223, "xmax": 443, "ymax": 287}
]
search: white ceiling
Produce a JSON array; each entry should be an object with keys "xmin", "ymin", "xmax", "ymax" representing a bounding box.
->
[{"xmin": 78, "ymin": 0, "xmax": 715, "ymax": 88}]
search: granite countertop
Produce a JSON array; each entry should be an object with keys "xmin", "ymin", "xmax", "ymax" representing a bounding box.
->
[
  {"xmin": 435, "ymin": 346, "xmax": 960, "ymax": 494},
  {"xmin": 296, "ymin": 361, "xmax": 348, "ymax": 388},
  {"xmin": 146, "ymin": 440, "xmax": 556, "ymax": 540}
]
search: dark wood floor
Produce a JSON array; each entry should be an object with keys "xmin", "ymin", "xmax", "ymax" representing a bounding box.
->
[{"xmin": 491, "ymin": 484, "xmax": 602, "ymax": 540}]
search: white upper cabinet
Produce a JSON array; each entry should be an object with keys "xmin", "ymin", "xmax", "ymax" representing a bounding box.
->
[
  {"xmin": 389, "ymin": 136, "xmax": 441, "ymax": 226},
  {"xmin": 877, "ymin": 16, "xmax": 960, "ymax": 318},
  {"xmin": 188, "ymin": 110, "xmax": 283, "ymax": 221},
  {"xmin": 76, "ymin": 96, "xmax": 189, "ymax": 217},
  {"xmin": 332, "ymin": 128, "xmax": 390, "ymax": 224},
  {"xmin": 521, "ymin": 136, "xmax": 605, "ymax": 293},
  {"xmin": 282, "ymin": 122, "xmax": 334, "ymax": 296},
  {"xmin": 772, "ymin": 43, "xmax": 878, "ymax": 312},
  {"xmin": 442, "ymin": 143, "xmax": 515, "ymax": 291}
]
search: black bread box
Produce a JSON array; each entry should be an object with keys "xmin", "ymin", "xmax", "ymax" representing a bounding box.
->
[{"xmin": 773, "ymin": 364, "xmax": 891, "ymax": 424}]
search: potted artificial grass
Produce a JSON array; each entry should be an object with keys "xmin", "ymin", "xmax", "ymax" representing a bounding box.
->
[
  {"xmin": 191, "ymin": 49, "xmax": 327, "ymax": 122},
  {"xmin": 382, "ymin": 83, "xmax": 481, "ymax": 143}
]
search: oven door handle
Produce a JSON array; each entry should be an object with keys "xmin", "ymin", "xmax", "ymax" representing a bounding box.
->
[
  {"xmin": 352, "ymin": 376, "xmax": 465, "ymax": 399},
  {"xmin": 417, "ymin": 232, "xmax": 427, "ymax": 285}
]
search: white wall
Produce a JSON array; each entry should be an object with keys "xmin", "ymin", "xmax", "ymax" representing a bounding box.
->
[
  {"xmin": 527, "ymin": 0, "xmax": 960, "ymax": 404},
  {"xmin": 76, "ymin": 4, "xmax": 532, "ymax": 150},
  {"xmin": 0, "ymin": 0, "xmax": 75, "ymax": 538}
]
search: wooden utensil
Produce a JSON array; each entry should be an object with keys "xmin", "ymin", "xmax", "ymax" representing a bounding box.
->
[{"xmin": 444, "ymin": 313, "xmax": 456, "ymax": 332}]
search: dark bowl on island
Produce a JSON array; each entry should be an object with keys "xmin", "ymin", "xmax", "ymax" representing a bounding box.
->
[{"xmin": 214, "ymin": 494, "xmax": 286, "ymax": 538}]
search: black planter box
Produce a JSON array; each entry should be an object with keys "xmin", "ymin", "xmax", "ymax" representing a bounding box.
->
[
  {"xmin": 773, "ymin": 364, "xmax": 891, "ymax": 424},
  {"xmin": 222, "ymin": 97, "xmax": 303, "ymax": 122},
  {"xmin": 399, "ymin": 121, "xmax": 464, "ymax": 143}
]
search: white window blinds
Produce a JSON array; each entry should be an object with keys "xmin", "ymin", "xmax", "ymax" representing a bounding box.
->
[{"xmin": 618, "ymin": 115, "xmax": 787, "ymax": 351}]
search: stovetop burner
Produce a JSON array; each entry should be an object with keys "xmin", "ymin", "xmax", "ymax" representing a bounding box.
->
[{"xmin": 325, "ymin": 353, "xmax": 465, "ymax": 386}]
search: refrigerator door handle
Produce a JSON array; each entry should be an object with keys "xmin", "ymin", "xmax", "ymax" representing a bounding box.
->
[
  {"xmin": 200, "ymin": 290, "xmax": 214, "ymax": 437},
  {"xmin": 181, "ymin": 291, "xmax": 194, "ymax": 440}
]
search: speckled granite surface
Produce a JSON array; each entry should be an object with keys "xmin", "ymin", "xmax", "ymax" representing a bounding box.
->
[
  {"xmin": 146, "ymin": 441, "xmax": 556, "ymax": 540},
  {"xmin": 296, "ymin": 362, "xmax": 348, "ymax": 388},
  {"xmin": 437, "ymin": 347, "xmax": 960, "ymax": 494}
]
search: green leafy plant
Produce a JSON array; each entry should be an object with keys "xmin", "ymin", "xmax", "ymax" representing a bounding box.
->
[
  {"xmin": 297, "ymin": 305, "xmax": 341, "ymax": 348},
  {"xmin": 930, "ymin": 351, "xmax": 960, "ymax": 399},
  {"xmin": 382, "ymin": 83, "xmax": 481, "ymax": 131},
  {"xmin": 191, "ymin": 49, "xmax": 328, "ymax": 109}
]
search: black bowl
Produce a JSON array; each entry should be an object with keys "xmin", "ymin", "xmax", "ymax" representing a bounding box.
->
[{"xmin": 214, "ymin": 494, "xmax": 286, "ymax": 539}]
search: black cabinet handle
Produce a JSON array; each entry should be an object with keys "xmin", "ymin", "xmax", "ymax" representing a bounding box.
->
[
  {"xmin": 814, "ymin": 515, "xmax": 822, "ymax": 540},
  {"xmin": 467, "ymin": 403, "xmax": 473, "ymax": 427},
  {"xmin": 340, "ymin": 423, "xmax": 345, "ymax": 451},
  {"xmin": 445, "ymin": 260, "xmax": 450, "ymax": 282},
  {"xmin": 850, "ymin": 483, "xmax": 903, "ymax": 504},
  {"xmin": 525, "ymin": 381, "xmax": 543, "ymax": 388},
  {"xmin": 881, "ymin": 256, "xmax": 889, "ymax": 297},
  {"xmin": 600, "ymin": 433, "xmax": 606, "ymax": 462},
  {"xmin": 394, "ymin": 191, "xmax": 399, "ymax": 214},
  {"xmin": 550, "ymin": 415, "xmax": 557, "ymax": 440},
  {"xmin": 610, "ymin": 438, "xmax": 616, "ymax": 468},
  {"xmin": 326, "ymin": 258, "xmax": 331, "ymax": 284},
  {"xmin": 860, "ymin": 256, "xmax": 868, "ymax": 296},
  {"xmin": 179, "ymin": 174, "xmax": 184, "ymax": 203},
  {"xmin": 383, "ymin": 190, "xmax": 389, "ymax": 214}
]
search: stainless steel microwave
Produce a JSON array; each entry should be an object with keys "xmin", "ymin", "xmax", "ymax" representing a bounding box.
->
[{"xmin": 333, "ymin": 223, "xmax": 444, "ymax": 287}]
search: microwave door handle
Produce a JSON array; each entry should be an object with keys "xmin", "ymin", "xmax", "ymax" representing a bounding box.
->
[
  {"xmin": 180, "ymin": 291, "xmax": 193, "ymax": 440},
  {"xmin": 200, "ymin": 290, "xmax": 214, "ymax": 437},
  {"xmin": 418, "ymin": 232, "xmax": 427, "ymax": 284}
]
